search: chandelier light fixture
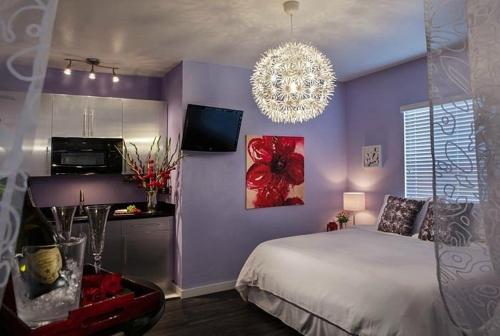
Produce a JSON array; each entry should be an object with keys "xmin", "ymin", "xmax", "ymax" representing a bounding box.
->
[
  {"xmin": 63, "ymin": 58, "xmax": 120, "ymax": 83},
  {"xmin": 251, "ymin": 1, "xmax": 336, "ymax": 123}
]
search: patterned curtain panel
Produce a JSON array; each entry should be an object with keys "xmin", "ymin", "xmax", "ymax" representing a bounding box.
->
[
  {"xmin": 0, "ymin": 0, "xmax": 58, "ymax": 304},
  {"xmin": 426, "ymin": 0, "xmax": 500, "ymax": 334}
]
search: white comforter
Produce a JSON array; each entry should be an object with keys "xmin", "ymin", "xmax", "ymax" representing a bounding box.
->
[{"xmin": 236, "ymin": 228, "xmax": 462, "ymax": 336}]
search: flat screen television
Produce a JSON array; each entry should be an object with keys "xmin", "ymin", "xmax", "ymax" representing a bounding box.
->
[{"xmin": 181, "ymin": 104, "xmax": 243, "ymax": 152}]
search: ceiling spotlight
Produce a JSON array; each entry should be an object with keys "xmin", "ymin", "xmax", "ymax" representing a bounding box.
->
[
  {"xmin": 89, "ymin": 65, "xmax": 96, "ymax": 80},
  {"xmin": 62, "ymin": 57, "xmax": 119, "ymax": 82},
  {"xmin": 63, "ymin": 60, "xmax": 72, "ymax": 75},
  {"xmin": 112, "ymin": 68, "xmax": 120, "ymax": 83}
]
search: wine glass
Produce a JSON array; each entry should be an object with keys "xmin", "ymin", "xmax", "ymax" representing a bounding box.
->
[
  {"xmin": 51, "ymin": 206, "xmax": 77, "ymax": 242},
  {"xmin": 84, "ymin": 205, "xmax": 111, "ymax": 273}
]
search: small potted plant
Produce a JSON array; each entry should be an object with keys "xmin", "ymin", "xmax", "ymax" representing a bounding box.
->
[{"xmin": 336, "ymin": 211, "xmax": 349, "ymax": 229}]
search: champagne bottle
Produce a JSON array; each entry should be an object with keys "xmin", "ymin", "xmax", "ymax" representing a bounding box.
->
[{"xmin": 16, "ymin": 182, "xmax": 67, "ymax": 299}]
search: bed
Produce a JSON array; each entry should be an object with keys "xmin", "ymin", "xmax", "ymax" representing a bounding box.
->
[{"xmin": 235, "ymin": 227, "xmax": 462, "ymax": 336}]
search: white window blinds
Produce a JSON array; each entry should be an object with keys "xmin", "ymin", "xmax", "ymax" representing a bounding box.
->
[{"xmin": 403, "ymin": 99, "xmax": 479, "ymax": 201}]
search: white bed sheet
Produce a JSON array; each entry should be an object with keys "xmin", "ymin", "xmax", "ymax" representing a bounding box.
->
[{"xmin": 236, "ymin": 228, "xmax": 462, "ymax": 336}]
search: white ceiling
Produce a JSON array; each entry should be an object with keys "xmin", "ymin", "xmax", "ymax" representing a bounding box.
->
[{"xmin": 48, "ymin": 0, "xmax": 426, "ymax": 81}]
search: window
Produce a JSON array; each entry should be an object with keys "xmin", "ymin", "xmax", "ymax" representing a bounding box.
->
[{"xmin": 403, "ymin": 99, "xmax": 479, "ymax": 201}]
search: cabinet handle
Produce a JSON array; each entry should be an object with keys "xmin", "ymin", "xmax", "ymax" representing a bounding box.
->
[
  {"xmin": 91, "ymin": 110, "xmax": 95, "ymax": 137},
  {"xmin": 46, "ymin": 146, "xmax": 50, "ymax": 175},
  {"xmin": 83, "ymin": 110, "xmax": 87, "ymax": 137},
  {"xmin": 131, "ymin": 223, "xmax": 161, "ymax": 229}
]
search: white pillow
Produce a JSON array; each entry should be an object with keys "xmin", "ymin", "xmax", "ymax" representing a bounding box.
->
[{"xmin": 375, "ymin": 194, "xmax": 431, "ymax": 235}]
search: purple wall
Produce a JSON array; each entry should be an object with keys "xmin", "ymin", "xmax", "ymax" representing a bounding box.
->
[
  {"xmin": 162, "ymin": 63, "xmax": 184, "ymax": 286},
  {"xmin": 344, "ymin": 57, "xmax": 428, "ymax": 224},
  {"xmin": 43, "ymin": 68, "xmax": 163, "ymax": 100},
  {"xmin": 30, "ymin": 175, "xmax": 148, "ymax": 207},
  {"xmin": 167, "ymin": 61, "xmax": 347, "ymax": 289},
  {"xmin": 0, "ymin": 65, "xmax": 163, "ymax": 101}
]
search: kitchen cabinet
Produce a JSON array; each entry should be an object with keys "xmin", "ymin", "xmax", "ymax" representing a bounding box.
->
[
  {"xmin": 122, "ymin": 217, "xmax": 174, "ymax": 293},
  {"xmin": 52, "ymin": 95, "xmax": 87, "ymax": 137},
  {"xmin": 87, "ymin": 96, "xmax": 123, "ymax": 138},
  {"xmin": 0, "ymin": 90, "xmax": 23, "ymax": 131},
  {"xmin": 73, "ymin": 216, "xmax": 174, "ymax": 293},
  {"xmin": 101, "ymin": 220, "xmax": 124, "ymax": 273},
  {"xmin": 53, "ymin": 95, "xmax": 124, "ymax": 138},
  {"xmin": 0, "ymin": 91, "xmax": 52, "ymax": 176},
  {"xmin": 72, "ymin": 219, "xmax": 125, "ymax": 274},
  {"xmin": 22, "ymin": 94, "xmax": 53, "ymax": 176},
  {"xmin": 122, "ymin": 99, "xmax": 165, "ymax": 173},
  {"xmin": 12, "ymin": 93, "xmax": 165, "ymax": 174}
]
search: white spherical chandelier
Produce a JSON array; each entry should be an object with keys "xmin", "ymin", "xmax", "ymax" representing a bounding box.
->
[{"xmin": 251, "ymin": 1, "xmax": 336, "ymax": 124}]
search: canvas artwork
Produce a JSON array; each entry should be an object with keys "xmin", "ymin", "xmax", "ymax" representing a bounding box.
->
[
  {"xmin": 362, "ymin": 145, "xmax": 382, "ymax": 168},
  {"xmin": 246, "ymin": 135, "xmax": 304, "ymax": 209}
]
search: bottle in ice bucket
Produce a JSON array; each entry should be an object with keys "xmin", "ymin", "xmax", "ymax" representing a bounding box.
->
[{"xmin": 16, "ymin": 182, "xmax": 67, "ymax": 299}]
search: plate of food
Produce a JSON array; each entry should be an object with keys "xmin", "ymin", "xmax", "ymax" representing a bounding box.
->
[{"xmin": 114, "ymin": 205, "xmax": 142, "ymax": 216}]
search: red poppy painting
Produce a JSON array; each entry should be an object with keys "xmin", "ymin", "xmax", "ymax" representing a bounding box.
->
[{"xmin": 246, "ymin": 135, "xmax": 304, "ymax": 209}]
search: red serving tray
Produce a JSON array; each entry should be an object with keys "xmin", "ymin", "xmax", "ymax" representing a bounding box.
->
[{"xmin": 0, "ymin": 265, "xmax": 164, "ymax": 336}]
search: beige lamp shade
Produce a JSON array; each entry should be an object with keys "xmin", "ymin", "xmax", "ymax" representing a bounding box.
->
[{"xmin": 343, "ymin": 192, "xmax": 365, "ymax": 211}]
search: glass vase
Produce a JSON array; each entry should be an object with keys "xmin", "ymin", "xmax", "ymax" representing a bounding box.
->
[{"xmin": 146, "ymin": 190, "xmax": 157, "ymax": 213}]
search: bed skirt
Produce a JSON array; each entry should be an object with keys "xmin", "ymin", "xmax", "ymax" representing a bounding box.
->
[{"xmin": 246, "ymin": 286, "xmax": 355, "ymax": 336}]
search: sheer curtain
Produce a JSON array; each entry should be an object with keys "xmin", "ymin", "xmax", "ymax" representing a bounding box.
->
[
  {"xmin": 426, "ymin": 0, "xmax": 500, "ymax": 334},
  {"xmin": 0, "ymin": 0, "xmax": 58, "ymax": 304}
]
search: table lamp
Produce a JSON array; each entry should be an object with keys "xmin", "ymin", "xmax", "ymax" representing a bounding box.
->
[{"xmin": 343, "ymin": 192, "xmax": 365, "ymax": 225}]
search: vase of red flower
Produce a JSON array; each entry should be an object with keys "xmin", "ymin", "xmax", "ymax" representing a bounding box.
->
[
  {"xmin": 336, "ymin": 211, "xmax": 349, "ymax": 229},
  {"xmin": 117, "ymin": 136, "xmax": 183, "ymax": 212},
  {"xmin": 146, "ymin": 190, "xmax": 157, "ymax": 212}
]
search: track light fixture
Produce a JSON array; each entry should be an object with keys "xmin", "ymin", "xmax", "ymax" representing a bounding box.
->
[
  {"xmin": 63, "ymin": 58, "xmax": 120, "ymax": 83},
  {"xmin": 112, "ymin": 68, "xmax": 120, "ymax": 83},
  {"xmin": 64, "ymin": 60, "xmax": 72, "ymax": 75},
  {"xmin": 89, "ymin": 65, "xmax": 96, "ymax": 80}
]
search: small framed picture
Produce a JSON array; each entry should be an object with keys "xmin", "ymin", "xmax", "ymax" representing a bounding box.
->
[{"xmin": 362, "ymin": 145, "xmax": 382, "ymax": 168}]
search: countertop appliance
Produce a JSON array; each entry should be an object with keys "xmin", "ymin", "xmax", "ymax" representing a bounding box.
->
[
  {"xmin": 181, "ymin": 104, "xmax": 243, "ymax": 152},
  {"xmin": 51, "ymin": 137, "xmax": 123, "ymax": 175}
]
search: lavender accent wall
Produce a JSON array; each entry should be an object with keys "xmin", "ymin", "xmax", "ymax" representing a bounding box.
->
[
  {"xmin": 344, "ymin": 57, "xmax": 428, "ymax": 224},
  {"xmin": 162, "ymin": 63, "xmax": 184, "ymax": 286},
  {"xmin": 43, "ymin": 68, "xmax": 163, "ymax": 100},
  {"xmin": 0, "ymin": 65, "xmax": 163, "ymax": 101},
  {"xmin": 30, "ymin": 175, "xmax": 147, "ymax": 207},
  {"xmin": 166, "ymin": 61, "xmax": 347, "ymax": 289}
]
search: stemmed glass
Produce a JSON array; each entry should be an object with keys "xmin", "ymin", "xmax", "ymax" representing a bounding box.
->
[
  {"xmin": 84, "ymin": 205, "xmax": 111, "ymax": 273},
  {"xmin": 51, "ymin": 206, "xmax": 77, "ymax": 242}
]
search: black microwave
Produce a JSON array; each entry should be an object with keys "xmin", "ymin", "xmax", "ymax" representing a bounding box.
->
[{"xmin": 51, "ymin": 137, "xmax": 123, "ymax": 175}]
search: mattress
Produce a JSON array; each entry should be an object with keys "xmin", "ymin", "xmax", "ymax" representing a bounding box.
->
[{"xmin": 236, "ymin": 227, "xmax": 462, "ymax": 336}]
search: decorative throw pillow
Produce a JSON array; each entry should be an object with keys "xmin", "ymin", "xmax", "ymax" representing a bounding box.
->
[
  {"xmin": 418, "ymin": 203, "xmax": 435, "ymax": 241},
  {"xmin": 418, "ymin": 201, "xmax": 474, "ymax": 246},
  {"xmin": 377, "ymin": 196, "xmax": 425, "ymax": 236}
]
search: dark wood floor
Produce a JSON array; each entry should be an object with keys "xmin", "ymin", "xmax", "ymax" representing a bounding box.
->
[{"xmin": 146, "ymin": 290, "xmax": 301, "ymax": 336}]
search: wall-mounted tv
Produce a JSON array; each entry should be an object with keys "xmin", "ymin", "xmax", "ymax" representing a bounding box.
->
[{"xmin": 181, "ymin": 104, "xmax": 243, "ymax": 152}]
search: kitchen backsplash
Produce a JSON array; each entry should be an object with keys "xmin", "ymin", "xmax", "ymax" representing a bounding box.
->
[{"xmin": 30, "ymin": 175, "xmax": 155, "ymax": 207}]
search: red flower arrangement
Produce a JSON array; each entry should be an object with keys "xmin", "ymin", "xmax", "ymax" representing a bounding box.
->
[
  {"xmin": 246, "ymin": 136, "xmax": 304, "ymax": 208},
  {"xmin": 82, "ymin": 273, "xmax": 122, "ymax": 305},
  {"xmin": 118, "ymin": 136, "xmax": 183, "ymax": 192}
]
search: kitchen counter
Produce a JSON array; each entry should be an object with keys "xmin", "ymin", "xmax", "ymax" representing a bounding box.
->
[
  {"xmin": 40, "ymin": 201, "xmax": 175, "ymax": 295},
  {"xmin": 42, "ymin": 201, "xmax": 175, "ymax": 223}
]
